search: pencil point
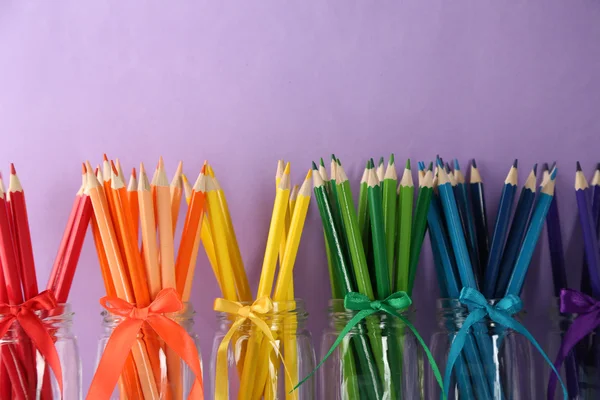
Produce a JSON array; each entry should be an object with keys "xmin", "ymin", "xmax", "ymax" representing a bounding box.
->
[
  {"xmin": 306, "ymin": 169, "xmax": 313, "ymax": 180},
  {"xmin": 10, "ymin": 163, "xmax": 15, "ymax": 175},
  {"xmin": 532, "ymin": 163, "xmax": 537, "ymax": 175},
  {"xmin": 81, "ymin": 163, "xmax": 86, "ymax": 174},
  {"xmin": 85, "ymin": 161, "xmax": 94, "ymax": 173},
  {"xmin": 320, "ymin": 158, "xmax": 325, "ymax": 167},
  {"xmin": 131, "ymin": 167, "xmax": 137, "ymax": 179},
  {"xmin": 576, "ymin": 161, "xmax": 582, "ymax": 171},
  {"xmin": 379, "ymin": 156, "xmax": 384, "ymax": 167},
  {"xmin": 110, "ymin": 160, "xmax": 118, "ymax": 175},
  {"xmin": 103, "ymin": 154, "xmax": 108, "ymax": 162},
  {"xmin": 365, "ymin": 160, "xmax": 370, "ymax": 169},
  {"xmin": 454, "ymin": 159, "xmax": 460, "ymax": 170},
  {"xmin": 369, "ymin": 158, "xmax": 375, "ymax": 169},
  {"xmin": 596, "ymin": 163, "xmax": 600, "ymax": 171},
  {"xmin": 284, "ymin": 162, "xmax": 290, "ymax": 175},
  {"xmin": 428, "ymin": 161, "xmax": 433, "ymax": 171},
  {"xmin": 542, "ymin": 163, "xmax": 549, "ymax": 172},
  {"xmin": 472, "ymin": 159, "xmax": 477, "ymax": 168},
  {"xmin": 331, "ymin": 154, "xmax": 337, "ymax": 162},
  {"xmin": 389, "ymin": 153, "xmax": 395, "ymax": 165},
  {"xmin": 551, "ymin": 167, "xmax": 558, "ymax": 179},
  {"xmin": 513, "ymin": 159, "xmax": 518, "ymax": 168},
  {"xmin": 158, "ymin": 156, "xmax": 165, "ymax": 169},
  {"xmin": 139, "ymin": 162, "xmax": 146, "ymax": 174},
  {"xmin": 312, "ymin": 161, "xmax": 318, "ymax": 170},
  {"xmin": 406, "ymin": 159, "xmax": 411, "ymax": 169}
]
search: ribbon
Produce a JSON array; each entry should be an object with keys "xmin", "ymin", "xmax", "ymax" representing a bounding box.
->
[
  {"xmin": 548, "ymin": 289, "xmax": 600, "ymax": 399},
  {"xmin": 87, "ymin": 288, "xmax": 203, "ymax": 400},
  {"xmin": 294, "ymin": 291, "xmax": 445, "ymax": 395},
  {"xmin": 444, "ymin": 287, "xmax": 567, "ymax": 400},
  {"xmin": 0, "ymin": 290, "xmax": 63, "ymax": 396},
  {"xmin": 213, "ymin": 296, "xmax": 292, "ymax": 400}
]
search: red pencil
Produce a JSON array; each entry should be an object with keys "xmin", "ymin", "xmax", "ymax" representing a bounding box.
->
[
  {"xmin": 47, "ymin": 164, "xmax": 86, "ymax": 293},
  {"xmin": 7, "ymin": 164, "xmax": 38, "ymax": 300}
]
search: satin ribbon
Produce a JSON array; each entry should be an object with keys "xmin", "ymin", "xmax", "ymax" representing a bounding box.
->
[
  {"xmin": 87, "ymin": 288, "xmax": 204, "ymax": 400},
  {"xmin": 213, "ymin": 296, "xmax": 292, "ymax": 400},
  {"xmin": 548, "ymin": 289, "xmax": 600, "ymax": 399},
  {"xmin": 0, "ymin": 290, "xmax": 63, "ymax": 396},
  {"xmin": 294, "ymin": 291, "xmax": 444, "ymax": 395},
  {"xmin": 444, "ymin": 287, "xmax": 567, "ymax": 400}
]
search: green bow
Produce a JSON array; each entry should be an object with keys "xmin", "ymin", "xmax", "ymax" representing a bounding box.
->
[{"xmin": 294, "ymin": 291, "xmax": 445, "ymax": 396}]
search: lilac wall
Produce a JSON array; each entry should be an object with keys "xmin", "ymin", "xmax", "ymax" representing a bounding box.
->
[{"xmin": 1, "ymin": 0, "xmax": 599, "ymax": 395}]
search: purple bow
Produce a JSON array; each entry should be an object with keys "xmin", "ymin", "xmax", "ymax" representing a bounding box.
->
[{"xmin": 548, "ymin": 289, "xmax": 600, "ymax": 399}]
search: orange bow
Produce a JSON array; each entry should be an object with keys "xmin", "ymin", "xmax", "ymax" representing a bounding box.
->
[
  {"xmin": 87, "ymin": 288, "xmax": 204, "ymax": 399},
  {"xmin": 0, "ymin": 290, "xmax": 63, "ymax": 397}
]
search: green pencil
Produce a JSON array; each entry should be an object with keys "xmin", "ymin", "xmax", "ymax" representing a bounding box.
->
[
  {"xmin": 382, "ymin": 154, "xmax": 398, "ymax": 287},
  {"xmin": 396, "ymin": 159, "xmax": 414, "ymax": 292},
  {"xmin": 376, "ymin": 156, "xmax": 385, "ymax": 182},
  {"xmin": 367, "ymin": 167, "xmax": 391, "ymax": 299},
  {"xmin": 357, "ymin": 160, "xmax": 371, "ymax": 250},
  {"xmin": 407, "ymin": 169, "xmax": 434, "ymax": 294}
]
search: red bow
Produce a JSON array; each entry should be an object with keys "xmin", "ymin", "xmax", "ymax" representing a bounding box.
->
[
  {"xmin": 0, "ymin": 290, "xmax": 63, "ymax": 396},
  {"xmin": 87, "ymin": 288, "xmax": 204, "ymax": 399}
]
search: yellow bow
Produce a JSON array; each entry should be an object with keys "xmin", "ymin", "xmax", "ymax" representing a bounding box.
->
[{"xmin": 213, "ymin": 296, "xmax": 292, "ymax": 400}]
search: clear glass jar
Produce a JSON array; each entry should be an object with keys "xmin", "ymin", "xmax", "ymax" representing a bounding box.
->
[
  {"xmin": 96, "ymin": 302, "xmax": 202, "ymax": 399},
  {"xmin": 319, "ymin": 299, "xmax": 423, "ymax": 400},
  {"xmin": 209, "ymin": 299, "xmax": 315, "ymax": 399},
  {"xmin": 0, "ymin": 303, "xmax": 81, "ymax": 399},
  {"xmin": 547, "ymin": 297, "xmax": 598, "ymax": 399},
  {"xmin": 427, "ymin": 298, "xmax": 536, "ymax": 399}
]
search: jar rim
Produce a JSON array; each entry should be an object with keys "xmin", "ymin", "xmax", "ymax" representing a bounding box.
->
[
  {"xmin": 101, "ymin": 301, "xmax": 195, "ymax": 319},
  {"xmin": 0, "ymin": 303, "xmax": 74, "ymax": 320},
  {"xmin": 214, "ymin": 299, "xmax": 308, "ymax": 320}
]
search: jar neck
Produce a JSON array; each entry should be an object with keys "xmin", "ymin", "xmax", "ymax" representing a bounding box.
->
[
  {"xmin": 215, "ymin": 299, "xmax": 308, "ymax": 331},
  {"xmin": 436, "ymin": 298, "xmax": 524, "ymax": 332},
  {"xmin": 0, "ymin": 303, "xmax": 74, "ymax": 340},
  {"xmin": 101, "ymin": 302, "xmax": 195, "ymax": 328},
  {"xmin": 327, "ymin": 299, "xmax": 415, "ymax": 331}
]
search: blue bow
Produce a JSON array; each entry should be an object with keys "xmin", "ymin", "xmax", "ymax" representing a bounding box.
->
[{"xmin": 443, "ymin": 287, "xmax": 567, "ymax": 399}]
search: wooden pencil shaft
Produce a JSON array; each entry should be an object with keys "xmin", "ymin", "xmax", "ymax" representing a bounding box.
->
[
  {"xmin": 175, "ymin": 190, "xmax": 205, "ymax": 296},
  {"xmin": 454, "ymin": 181, "xmax": 480, "ymax": 278},
  {"xmin": 546, "ymin": 195, "xmax": 568, "ymax": 296},
  {"xmin": 0, "ymin": 199, "xmax": 24, "ymax": 303},
  {"xmin": 382, "ymin": 160, "xmax": 397, "ymax": 286},
  {"xmin": 407, "ymin": 186, "xmax": 432, "ymax": 294},
  {"xmin": 137, "ymin": 187, "xmax": 161, "ymax": 299},
  {"xmin": 396, "ymin": 181, "xmax": 414, "ymax": 292},
  {"xmin": 470, "ymin": 180, "xmax": 489, "ymax": 274},
  {"xmin": 156, "ymin": 186, "xmax": 176, "ymax": 289},
  {"xmin": 367, "ymin": 177, "xmax": 391, "ymax": 299}
]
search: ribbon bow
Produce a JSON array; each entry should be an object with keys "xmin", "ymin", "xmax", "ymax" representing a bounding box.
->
[
  {"xmin": 87, "ymin": 288, "xmax": 204, "ymax": 400},
  {"xmin": 0, "ymin": 290, "xmax": 63, "ymax": 396},
  {"xmin": 444, "ymin": 287, "xmax": 567, "ymax": 399},
  {"xmin": 213, "ymin": 296, "xmax": 292, "ymax": 400},
  {"xmin": 294, "ymin": 291, "xmax": 444, "ymax": 395},
  {"xmin": 548, "ymin": 289, "xmax": 600, "ymax": 399}
]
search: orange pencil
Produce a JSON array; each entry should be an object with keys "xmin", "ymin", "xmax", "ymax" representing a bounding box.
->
[
  {"xmin": 127, "ymin": 168, "xmax": 139, "ymax": 242},
  {"xmin": 138, "ymin": 163, "xmax": 161, "ymax": 299},
  {"xmin": 156, "ymin": 157, "xmax": 175, "ymax": 289},
  {"xmin": 170, "ymin": 161, "xmax": 183, "ymax": 236}
]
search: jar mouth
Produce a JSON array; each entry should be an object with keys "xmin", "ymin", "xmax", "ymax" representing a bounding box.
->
[{"xmin": 215, "ymin": 299, "xmax": 308, "ymax": 320}]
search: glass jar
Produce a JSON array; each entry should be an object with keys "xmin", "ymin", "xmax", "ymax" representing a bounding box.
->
[
  {"xmin": 96, "ymin": 302, "xmax": 202, "ymax": 399},
  {"xmin": 319, "ymin": 299, "xmax": 423, "ymax": 400},
  {"xmin": 427, "ymin": 298, "xmax": 535, "ymax": 400},
  {"xmin": 0, "ymin": 303, "xmax": 81, "ymax": 399},
  {"xmin": 209, "ymin": 299, "xmax": 315, "ymax": 400},
  {"xmin": 547, "ymin": 297, "xmax": 598, "ymax": 399}
]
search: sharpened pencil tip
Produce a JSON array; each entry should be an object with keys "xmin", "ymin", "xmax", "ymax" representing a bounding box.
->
[
  {"xmin": 550, "ymin": 161, "xmax": 557, "ymax": 171},
  {"xmin": 379, "ymin": 157, "xmax": 384, "ymax": 167},
  {"xmin": 454, "ymin": 159, "xmax": 460, "ymax": 170},
  {"xmin": 131, "ymin": 167, "xmax": 137, "ymax": 179},
  {"xmin": 312, "ymin": 161, "xmax": 318, "ymax": 170},
  {"xmin": 576, "ymin": 161, "xmax": 582, "ymax": 171},
  {"xmin": 331, "ymin": 154, "xmax": 337, "ymax": 162},
  {"xmin": 284, "ymin": 162, "xmax": 290, "ymax": 175},
  {"xmin": 320, "ymin": 158, "xmax": 325, "ymax": 167},
  {"xmin": 389, "ymin": 154, "xmax": 395, "ymax": 165},
  {"xmin": 158, "ymin": 156, "xmax": 165, "ymax": 169},
  {"xmin": 103, "ymin": 154, "xmax": 108, "ymax": 162},
  {"xmin": 472, "ymin": 159, "xmax": 477, "ymax": 168},
  {"xmin": 513, "ymin": 159, "xmax": 518, "ymax": 168},
  {"xmin": 551, "ymin": 167, "xmax": 558, "ymax": 179},
  {"xmin": 365, "ymin": 160, "xmax": 370, "ymax": 169},
  {"xmin": 406, "ymin": 159, "xmax": 411, "ymax": 169},
  {"xmin": 81, "ymin": 163, "xmax": 86, "ymax": 174},
  {"xmin": 110, "ymin": 160, "xmax": 118, "ymax": 175},
  {"xmin": 532, "ymin": 163, "xmax": 538, "ymax": 175},
  {"xmin": 436, "ymin": 158, "xmax": 443, "ymax": 168},
  {"xmin": 596, "ymin": 163, "xmax": 600, "ymax": 171},
  {"xmin": 428, "ymin": 161, "xmax": 433, "ymax": 171},
  {"xmin": 542, "ymin": 163, "xmax": 549, "ymax": 172},
  {"xmin": 444, "ymin": 163, "xmax": 451, "ymax": 173},
  {"xmin": 9, "ymin": 163, "xmax": 15, "ymax": 175},
  {"xmin": 139, "ymin": 162, "xmax": 146, "ymax": 174},
  {"xmin": 369, "ymin": 158, "xmax": 375, "ymax": 169}
]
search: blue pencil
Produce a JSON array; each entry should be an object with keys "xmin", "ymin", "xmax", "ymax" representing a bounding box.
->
[
  {"xmin": 427, "ymin": 192, "xmax": 481, "ymax": 400},
  {"xmin": 483, "ymin": 160, "xmax": 518, "ymax": 298},
  {"xmin": 469, "ymin": 160, "xmax": 490, "ymax": 276},
  {"xmin": 575, "ymin": 163, "xmax": 600, "ymax": 299},
  {"xmin": 436, "ymin": 160, "xmax": 497, "ymax": 397},
  {"xmin": 505, "ymin": 168, "xmax": 557, "ymax": 296},
  {"xmin": 453, "ymin": 159, "xmax": 481, "ymax": 281},
  {"xmin": 582, "ymin": 164, "xmax": 600, "ymax": 294},
  {"xmin": 494, "ymin": 164, "xmax": 537, "ymax": 297}
]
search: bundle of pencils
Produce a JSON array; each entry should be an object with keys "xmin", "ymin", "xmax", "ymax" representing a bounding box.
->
[
  {"xmin": 85, "ymin": 155, "xmax": 205, "ymax": 399},
  {"xmin": 310, "ymin": 155, "xmax": 433, "ymax": 398},
  {"xmin": 546, "ymin": 162, "xmax": 600, "ymax": 399},
  {"xmin": 0, "ymin": 164, "xmax": 91, "ymax": 400},
  {"xmin": 427, "ymin": 157, "xmax": 557, "ymax": 398},
  {"xmin": 209, "ymin": 159, "xmax": 313, "ymax": 400}
]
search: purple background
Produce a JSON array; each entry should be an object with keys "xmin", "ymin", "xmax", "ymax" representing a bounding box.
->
[{"xmin": 1, "ymin": 1, "xmax": 600, "ymax": 395}]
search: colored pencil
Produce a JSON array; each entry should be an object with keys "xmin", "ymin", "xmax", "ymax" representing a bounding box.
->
[
  {"xmin": 367, "ymin": 168, "xmax": 391, "ymax": 299},
  {"xmin": 357, "ymin": 161, "xmax": 370, "ymax": 250},
  {"xmin": 396, "ymin": 159, "xmax": 414, "ymax": 292},
  {"xmin": 382, "ymin": 155, "xmax": 397, "ymax": 285},
  {"xmin": 483, "ymin": 160, "xmax": 518, "ymax": 297},
  {"xmin": 470, "ymin": 159, "xmax": 490, "ymax": 276},
  {"xmin": 407, "ymin": 169, "xmax": 432, "ymax": 294},
  {"xmin": 453, "ymin": 160, "xmax": 480, "ymax": 279}
]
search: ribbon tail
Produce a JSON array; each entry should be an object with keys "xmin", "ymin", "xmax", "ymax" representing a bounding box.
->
[
  {"xmin": 382, "ymin": 305, "xmax": 445, "ymax": 399},
  {"xmin": 148, "ymin": 317, "xmax": 204, "ymax": 400},
  {"xmin": 19, "ymin": 311, "xmax": 64, "ymax": 396},
  {"xmin": 86, "ymin": 320, "xmax": 144, "ymax": 400},
  {"xmin": 494, "ymin": 314, "xmax": 568, "ymax": 400},
  {"xmin": 548, "ymin": 312, "xmax": 600, "ymax": 399},
  {"xmin": 214, "ymin": 318, "xmax": 244, "ymax": 400},
  {"xmin": 442, "ymin": 310, "xmax": 483, "ymax": 400},
  {"xmin": 293, "ymin": 309, "xmax": 373, "ymax": 391}
]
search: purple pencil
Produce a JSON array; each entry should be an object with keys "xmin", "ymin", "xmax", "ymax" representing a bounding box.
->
[
  {"xmin": 544, "ymin": 163, "xmax": 568, "ymax": 297},
  {"xmin": 575, "ymin": 162, "xmax": 600, "ymax": 299}
]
